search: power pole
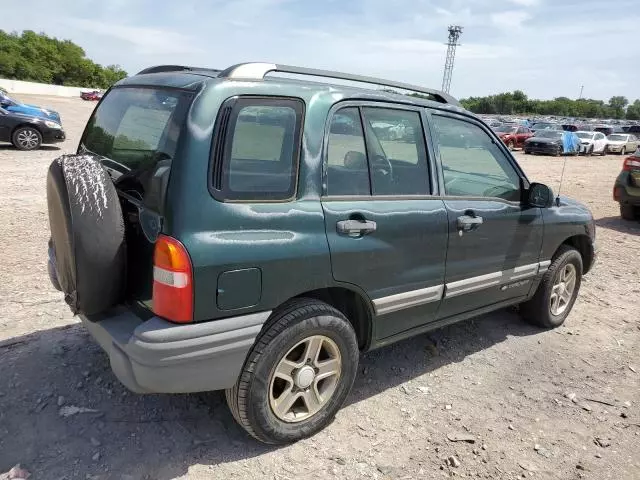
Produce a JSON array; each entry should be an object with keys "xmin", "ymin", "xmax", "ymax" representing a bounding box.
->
[
  {"xmin": 442, "ymin": 25, "xmax": 463, "ymax": 94},
  {"xmin": 578, "ymin": 85, "xmax": 584, "ymax": 99}
]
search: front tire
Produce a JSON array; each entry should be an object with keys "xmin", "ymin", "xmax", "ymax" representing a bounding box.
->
[
  {"xmin": 620, "ymin": 147, "xmax": 626, "ymax": 156},
  {"xmin": 12, "ymin": 126, "xmax": 42, "ymax": 151},
  {"xmin": 520, "ymin": 246, "xmax": 583, "ymax": 328},
  {"xmin": 226, "ymin": 298, "xmax": 359, "ymax": 444}
]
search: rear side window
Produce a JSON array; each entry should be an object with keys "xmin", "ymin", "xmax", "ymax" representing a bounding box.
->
[
  {"xmin": 81, "ymin": 87, "xmax": 192, "ymax": 207},
  {"xmin": 211, "ymin": 97, "xmax": 304, "ymax": 201}
]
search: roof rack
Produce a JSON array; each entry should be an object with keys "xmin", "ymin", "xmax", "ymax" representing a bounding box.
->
[
  {"xmin": 217, "ymin": 62, "xmax": 460, "ymax": 106},
  {"xmin": 137, "ymin": 65, "xmax": 221, "ymax": 76}
]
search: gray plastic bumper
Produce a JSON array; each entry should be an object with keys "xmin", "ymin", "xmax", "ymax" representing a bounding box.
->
[{"xmin": 80, "ymin": 309, "xmax": 271, "ymax": 393}]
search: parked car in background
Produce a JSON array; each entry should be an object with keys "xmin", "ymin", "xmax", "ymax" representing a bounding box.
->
[
  {"xmin": 593, "ymin": 125, "xmax": 614, "ymax": 136},
  {"xmin": 80, "ymin": 90, "xmax": 103, "ymax": 101},
  {"xmin": 613, "ymin": 151, "xmax": 640, "ymax": 220},
  {"xmin": 606, "ymin": 134, "xmax": 639, "ymax": 155},
  {"xmin": 524, "ymin": 130, "xmax": 564, "ymax": 155},
  {"xmin": 622, "ymin": 125, "xmax": 640, "ymax": 135},
  {"xmin": 575, "ymin": 131, "xmax": 607, "ymax": 156},
  {"xmin": 531, "ymin": 122, "xmax": 563, "ymax": 132},
  {"xmin": 0, "ymin": 91, "xmax": 62, "ymax": 124},
  {"xmin": 494, "ymin": 125, "xmax": 534, "ymax": 150},
  {"xmin": 0, "ymin": 107, "xmax": 65, "ymax": 150},
  {"xmin": 562, "ymin": 124, "xmax": 579, "ymax": 132}
]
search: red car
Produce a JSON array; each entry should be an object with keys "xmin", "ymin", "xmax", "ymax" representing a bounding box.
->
[
  {"xmin": 80, "ymin": 90, "xmax": 103, "ymax": 101},
  {"xmin": 494, "ymin": 125, "xmax": 534, "ymax": 150}
]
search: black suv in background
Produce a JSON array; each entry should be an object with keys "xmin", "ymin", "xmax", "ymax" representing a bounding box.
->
[{"xmin": 46, "ymin": 63, "xmax": 596, "ymax": 444}]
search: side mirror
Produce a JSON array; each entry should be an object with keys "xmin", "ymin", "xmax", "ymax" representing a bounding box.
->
[{"xmin": 527, "ymin": 182, "xmax": 554, "ymax": 208}]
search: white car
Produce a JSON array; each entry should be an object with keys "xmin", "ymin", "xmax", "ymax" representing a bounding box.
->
[
  {"xmin": 575, "ymin": 131, "xmax": 607, "ymax": 156},
  {"xmin": 606, "ymin": 134, "xmax": 639, "ymax": 155}
]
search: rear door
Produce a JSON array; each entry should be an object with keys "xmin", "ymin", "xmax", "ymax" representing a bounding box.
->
[
  {"xmin": 79, "ymin": 87, "xmax": 193, "ymax": 307},
  {"xmin": 321, "ymin": 103, "xmax": 448, "ymax": 340},
  {"xmin": 428, "ymin": 111, "xmax": 544, "ymax": 319}
]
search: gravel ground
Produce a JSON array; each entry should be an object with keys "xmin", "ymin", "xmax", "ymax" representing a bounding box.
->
[{"xmin": 1, "ymin": 95, "xmax": 639, "ymax": 480}]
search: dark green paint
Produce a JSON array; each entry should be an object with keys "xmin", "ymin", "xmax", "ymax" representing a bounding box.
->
[{"xmin": 89, "ymin": 70, "xmax": 596, "ymax": 352}]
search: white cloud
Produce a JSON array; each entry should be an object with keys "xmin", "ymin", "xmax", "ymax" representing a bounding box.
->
[
  {"xmin": 64, "ymin": 18, "xmax": 201, "ymax": 56},
  {"xmin": 507, "ymin": 0, "xmax": 541, "ymax": 6},
  {"xmin": 490, "ymin": 10, "xmax": 532, "ymax": 29}
]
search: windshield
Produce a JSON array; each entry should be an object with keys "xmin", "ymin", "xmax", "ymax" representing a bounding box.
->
[
  {"xmin": 81, "ymin": 87, "xmax": 193, "ymax": 208},
  {"xmin": 0, "ymin": 93, "xmax": 17, "ymax": 105},
  {"xmin": 608, "ymin": 134, "xmax": 628, "ymax": 141},
  {"xmin": 495, "ymin": 125, "xmax": 516, "ymax": 133},
  {"xmin": 535, "ymin": 131, "xmax": 563, "ymax": 139},
  {"xmin": 576, "ymin": 132, "xmax": 594, "ymax": 139}
]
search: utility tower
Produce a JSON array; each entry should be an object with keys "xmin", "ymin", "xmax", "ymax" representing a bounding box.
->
[{"xmin": 441, "ymin": 25, "xmax": 463, "ymax": 94}]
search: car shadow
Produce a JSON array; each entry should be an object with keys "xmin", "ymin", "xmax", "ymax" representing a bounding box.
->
[
  {"xmin": 0, "ymin": 308, "xmax": 540, "ymax": 479},
  {"xmin": 595, "ymin": 215, "xmax": 640, "ymax": 234},
  {"xmin": 0, "ymin": 145, "xmax": 61, "ymax": 151}
]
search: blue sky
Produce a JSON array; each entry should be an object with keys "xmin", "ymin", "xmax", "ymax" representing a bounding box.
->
[{"xmin": 2, "ymin": 0, "xmax": 637, "ymax": 101}]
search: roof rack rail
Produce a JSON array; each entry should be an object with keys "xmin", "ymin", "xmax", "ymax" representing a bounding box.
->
[
  {"xmin": 217, "ymin": 62, "xmax": 460, "ymax": 106},
  {"xmin": 136, "ymin": 65, "xmax": 221, "ymax": 76}
]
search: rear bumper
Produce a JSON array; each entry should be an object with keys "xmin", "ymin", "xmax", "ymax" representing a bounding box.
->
[
  {"xmin": 80, "ymin": 308, "xmax": 271, "ymax": 393},
  {"xmin": 615, "ymin": 173, "xmax": 640, "ymax": 206}
]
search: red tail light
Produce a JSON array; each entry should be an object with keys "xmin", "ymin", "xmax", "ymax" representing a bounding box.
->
[
  {"xmin": 152, "ymin": 235, "xmax": 193, "ymax": 323},
  {"xmin": 623, "ymin": 157, "xmax": 640, "ymax": 171}
]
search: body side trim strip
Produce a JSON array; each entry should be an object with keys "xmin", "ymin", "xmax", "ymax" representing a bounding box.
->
[
  {"xmin": 371, "ymin": 261, "xmax": 551, "ymax": 315},
  {"xmin": 373, "ymin": 285, "xmax": 444, "ymax": 316}
]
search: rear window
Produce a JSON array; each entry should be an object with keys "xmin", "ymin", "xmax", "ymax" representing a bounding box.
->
[
  {"xmin": 81, "ymin": 87, "xmax": 192, "ymax": 206},
  {"xmin": 211, "ymin": 97, "xmax": 304, "ymax": 201}
]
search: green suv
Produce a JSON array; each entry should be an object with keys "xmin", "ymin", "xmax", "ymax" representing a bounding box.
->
[{"xmin": 46, "ymin": 63, "xmax": 596, "ymax": 444}]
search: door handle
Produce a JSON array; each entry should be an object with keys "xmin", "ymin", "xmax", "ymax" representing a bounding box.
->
[
  {"xmin": 337, "ymin": 219, "xmax": 377, "ymax": 236},
  {"xmin": 457, "ymin": 214, "xmax": 483, "ymax": 232}
]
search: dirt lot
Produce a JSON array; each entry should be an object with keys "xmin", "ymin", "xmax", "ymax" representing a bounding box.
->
[{"xmin": 1, "ymin": 95, "xmax": 639, "ymax": 480}]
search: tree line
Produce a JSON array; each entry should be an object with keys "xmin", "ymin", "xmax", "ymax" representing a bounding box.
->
[
  {"xmin": 459, "ymin": 90, "xmax": 640, "ymax": 120},
  {"xmin": 0, "ymin": 30, "xmax": 127, "ymax": 89}
]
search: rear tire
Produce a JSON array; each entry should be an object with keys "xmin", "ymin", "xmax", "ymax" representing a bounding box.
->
[
  {"xmin": 226, "ymin": 298, "xmax": 359, "ymax": 444},
  {"xmin": 12, "ymin": 126, "xmax": 42, "ymax": 151},
  {"xmin": 620, "ymin": 204, "xmax": 637, "ymax": 221},
  {"xmin": 520, "ymin": 246, "xmax": 583, "ymax": 329}
]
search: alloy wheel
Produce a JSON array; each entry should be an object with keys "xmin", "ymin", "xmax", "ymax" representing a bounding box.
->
[
  {"xmin": 550, "ymin": 263, "xmax": 577, "ymax": 316},
  {"xmin": 16, "ymin": 129, "xmax": 40, "ymax": 149},
  {"xmin": 269, "ymin": 335, "xmax": 341, "ymax": 423}
]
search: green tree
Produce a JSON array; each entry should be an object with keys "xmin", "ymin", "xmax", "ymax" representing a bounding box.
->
[
  {"xmin": 608, "ymin": 96, "xmax": 628, "ymax": 119},
  {"xmin": 626, "ymin": 100, "xmax": 640, "ymax": 120},
  {"xmin": 0, "ymin": 29, "xmax": 127, "ymax": 89}
]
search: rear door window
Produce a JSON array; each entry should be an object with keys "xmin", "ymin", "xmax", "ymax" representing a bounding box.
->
[{"xmin": 81, "ymin": 87, "xmax": 192, "ymax": 207}]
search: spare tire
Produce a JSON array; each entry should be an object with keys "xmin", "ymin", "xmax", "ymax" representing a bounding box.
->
[{"xmin": 47, "ymin": 154, "xmax": 126, "ymax": 315}]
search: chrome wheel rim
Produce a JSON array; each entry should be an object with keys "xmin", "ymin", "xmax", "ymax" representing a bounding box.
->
[
  {"xmin": 550, "ymin": 263, "xmax": 577, "ymax": 316},
  {"xmin": 269, "ymin": 335, "xmax": 341, "ymax": 423},
  {"xmin": 17, "ymin": 129, "xmax": 39, "ymax": 149}
]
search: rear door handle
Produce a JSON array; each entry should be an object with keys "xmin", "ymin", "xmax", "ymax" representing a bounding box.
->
[
  {"xmin": 337, "ymin": 219, "xmax": 377, "ymax": 236},
  {"xmin": 457, "ymin": 214, "xmax": 483, "ymax": 232}
]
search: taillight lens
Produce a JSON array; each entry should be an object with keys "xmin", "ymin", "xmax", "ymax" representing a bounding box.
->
[
  {"xmin": 152, "ymin": 235, "xmax": 193, "ymax": 323},
  {"xmin": 623, "ymin": 157, "xmax": 640, "ymax": 171}
]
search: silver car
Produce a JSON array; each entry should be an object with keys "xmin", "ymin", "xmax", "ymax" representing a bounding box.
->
[{"xmin": 606, "ymin": 134, "xmax": 639, "ymax": 155}]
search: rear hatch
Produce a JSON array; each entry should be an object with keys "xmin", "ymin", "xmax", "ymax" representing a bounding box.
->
[{"xmin": 79, "ymin": 86, "xmax": 194, "ymax": 310}]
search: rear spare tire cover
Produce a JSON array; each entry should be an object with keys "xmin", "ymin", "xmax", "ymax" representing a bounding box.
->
[{"xmin": 47, "ymin": 154, "xmax": 126, "ymax": 315}]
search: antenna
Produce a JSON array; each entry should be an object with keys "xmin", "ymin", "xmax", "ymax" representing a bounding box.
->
[
  {"xmin": 556, "ymin": 134, "xmax": 569, "ymax": 206},
  {"xmin": 442, "ymin": 26, "xmax": 463, "ymax": 94}
]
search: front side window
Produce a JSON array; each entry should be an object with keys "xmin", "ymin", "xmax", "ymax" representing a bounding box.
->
[
  {"xmin": 432, "ymin": 114, "xmax": 521, "ymax": 201},
  {"xmin": 325, "ymin": 106, "xmax": 430, "ymax": 196},
  {"xmin": 212, "ymin": 97, "xmax": 304, "ymax": 201}
]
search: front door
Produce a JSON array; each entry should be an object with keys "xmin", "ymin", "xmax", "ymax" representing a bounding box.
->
[
  {"xmin": 428, "ymin": 112, "xmax": 544, "ymax": 319},
  {"xmin": 321, "ymin": 104, "xmax": 448, "ymax": 340}
]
